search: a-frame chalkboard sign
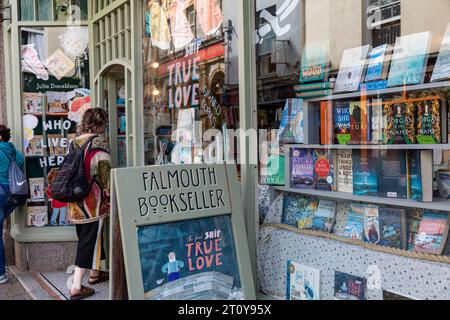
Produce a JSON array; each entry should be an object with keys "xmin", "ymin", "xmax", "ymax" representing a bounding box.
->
[{"xmin": 109, "ymin": 164, "xmax": 255, "ymax": 300}]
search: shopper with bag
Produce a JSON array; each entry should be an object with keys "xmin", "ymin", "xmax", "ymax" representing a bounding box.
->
[
  {"xmin": 52, "ymin": 109, "xmax": 112, "ymax": 300},
  {"xmin": 0, "ymin": 125, "xmax": 24, "ymax": 285}
]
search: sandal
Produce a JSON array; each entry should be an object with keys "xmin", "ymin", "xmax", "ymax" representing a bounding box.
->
[
  {"xmin": 70, "ymin": 286, "xmax": 95, "ymax": 300},
  {"xmin": 88, "ymin": 271, "xmax": 109, "ymax": 285}
]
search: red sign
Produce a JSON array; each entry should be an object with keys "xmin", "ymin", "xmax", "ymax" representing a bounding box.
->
[{"xmin": 157, "ymin": 42, "xmax": 225, "ymax": 76}]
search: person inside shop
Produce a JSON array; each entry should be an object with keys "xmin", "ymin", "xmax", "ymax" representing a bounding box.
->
[
  {"xmin": 0, "ymin": 125, "xmax": 24, "ymax": 285},
  {"xmin": 68, "ymin": 108, "xmax": 112, "ymax": 300}
]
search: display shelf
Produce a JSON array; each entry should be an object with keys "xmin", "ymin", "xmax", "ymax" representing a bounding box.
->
[
  {"xmin": 273, "ymin": 186, "xmax": 450, "ymax": 211},
  {"xmin": 306, "ymin": 81, "xmax": 450, "ymax": 102},
  {"xmin": 23, "ymin": 112, "xmax": 43, "ymax": 116},
  {"xmin": 46, "ymin": 112, "xmax": 69, "ymax": 116},
  {"xmin": 285, "ymin": 143, "xmax": 450, "ymax": 151}
]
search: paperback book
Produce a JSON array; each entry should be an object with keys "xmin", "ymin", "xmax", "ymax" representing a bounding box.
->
[
  {"xmin": 370, "ymin": 99, "xmax": 385, "ymax": 144},
  {"xmin": 334, "ymin": 271, "xmax": 366, "ymax": 300},
  {"xmin": 334, "ymin": 45, "xmax": 370, "ymax": 93},
  {"xmin": 312, "ymin": 199, "xmax": 336, "ymax": 233},
  {"xmin": 365, "ymin": 44, "xmax": 391, "ymax": 82},
  {"xmin": 23, "ymin": 93, "xmax": 44, "ymax": 114},
  {"xmin": 286, "ymin": 261, "xmax": 321, "ymax": 300},
  {"xmin": 29, "ymin": 178, "xmax": 45, "ymax": 202},
  {"xmin": 406, "ymin": 150, "xmax": 423, "ymax": 201},
  {"xmin": 416, "ymin": 100, "xmax": 441, "ymax": 144},
  {"xmin": 363, "ymin": 205, "xmax": 381, "ymax": 245},
  {"xmin": 337, "ymin": 150, "xmax": 353, "ymax": 193},
  {"xmin": 376, "ymin": 150, "xmax": 408, "ymax": 199},
  {"xmin": 378, "ymin": 207, "xmax": 407, "ymax": 249},
  {"xmin": 384, "ymin": 103, "xmax": 416, "ymax": 144},
  {"xmin": 279, "ymin": 99, "xmax": 304, "ymax": 144},
  {"xmin": 387, "ymin": 32, "xmax": 431, "ymax": 87},
  {"xmin": 282, "ymin": 195, "xmax": 318, "ymax": 228},
  {"xmin": 343, "ymin": 203, "xmax": 365, "ymax": 240},
  {"xmin": 352, "ymin": 149, "xmax": 378, "ymax": 196},
  {"xmin": 431, "ymin": 23, "xmax": 450, "ymax": 82},
  {"xmin": 349, "ymin": 101, "xmax": 368, "ymax": 144},
  {"xmin": 299, "ymin": 42, "xmax": 328, "ymax": 83},
  {"xmin": 313, "ymin": 149, "xmax": 335, "ymax": 191},
  {"xmin": 27, "ymin": 206, "xmax": 48, "ymax": 227},
  {"xmin": 407, "ymin": 209, "xmax": 424, "ymax": 251},
  {"xmin": 333, "ymin": 101, "xmax": 351, "ymax": 145},
  {"xmin": 291, "ymin": 149, "xmax": 315, "ymax": 189},
  {"xmin": 413, "ymin": 211, "xmax": 450, "ymax": 255}
]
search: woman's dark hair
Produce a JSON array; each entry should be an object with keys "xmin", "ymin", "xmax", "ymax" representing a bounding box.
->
[
  {"xmin": 80, "ymin": 108, "xmax": 109, "ymax": 134},
  {"xmin": 0, "ymin": 125, "xmax": 11, "ymax": 142}
]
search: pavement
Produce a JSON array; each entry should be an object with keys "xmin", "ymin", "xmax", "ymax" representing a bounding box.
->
[{"xmin": 0, "ymin": 266, "xmax": 108, "ymax": 300}]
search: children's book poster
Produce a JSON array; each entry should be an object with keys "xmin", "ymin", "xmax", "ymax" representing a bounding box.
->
[
  {"xmin": 137, "ymin": 215, "xmax": 243, "ymax": 300},
  {"xmin": 286, "ymin": 261, "xmax": 321, "ymax": 300}
]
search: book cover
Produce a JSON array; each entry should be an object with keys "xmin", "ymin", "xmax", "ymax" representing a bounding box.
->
[
  {"xmin": 313, "ymin": 149, "xmax": 335, "ymax": 191},
  {"xmin": 334, "ymin": 271, "xmax": 366, "ymax": 300},
  {"xmin": 384, "ymin": 102, "xmax": 416, "ymax": 144},
  {"xmin": 352, "ymin": 149, "xmax": 378, "ymax": 196},
  {"xmin": 286, "ymin": 261, "xmax": 321, "ymax": 300},
  {"xmin": 333, "ymin": 101, "xmax": 351, "ymax": 145},
  {"xmin": 349, "ymin": 101, "xmax": 368, "ymax": 144},
  {"xmin": 291, "ymin": 149, "xmax": 315, "ymax": 189},
  {"xmin": 387, "ymin": 32, "xmax": 431, "ymax": 87},
  {"xmin": 299, "ymin": 42, "xmax": 328, "ymax": 83},
  {"xmin": 413, "ymin": 211, "xmax": 450, "ymax": 255},
  {"xmin": 23, "ymin": 93, "xmax": 44, "ymax": 114},
  {"xmin": 25, "ymin": 135, "xmax": 44, "ymax": 157},
  {"xmin": 365, "ymin": 44, "xmax": 390, "ymax": 82},
  {"xmin": 371, "ymin": 100, "xmax": 385, "ymax": 144},
  {"xmin": 378, "ymin": 207, "xmax": 407, "ymax": 249},
  {"xmin": 407, "ymin": 209, "xmax": 424, "ymax": 251},
  {"xmin": 376, "ymin": 150, "xmax": 408, "ymax": 199},
  {"xmin": 262, "ymin": 154, "xmax": 286, "ymax": 186},
  {"xmin": 118, "ymin": 109, "xmax": 127, "ymax": 135},
  {"xmin": 279, "ymin": 99, "xmax": 304, "ymax": 144},
  {"xmin": 282, "ymin": 195, "xmax": 318, "ymax": 228},
  {"xmin": 295, "ymin": 82, "xmax": 334, "ymax": 92},
  {"xmin": 436, "ymin": 171, "xmax": 450, "ymax": 200},
  {"xmin": 27, "ymin": 206, "xmax": 48, "ymax": 227},
  {"xmin": 43, "ymin": 49, "xmax": 75, "ymax": 80},
  {"xmin": 416, "ymin": 100, "xmax": 441, "ymax": 144},
  {"xmin": 321, "ymin": 101, "xmax": 333, "ymax": 145},
  {"xmin": 343, "ymin": 203, "xmax": 365, "ymax": 240},
  {"xmin": 431, "ymin": 23, "xmax": 450, "ymax": 82},
  {"xmin": 312, "ymin": 199, "xmax": 336, "ymax": 233},
  {"xmin": 363, "ymin": 205, "xmax": 381, "ymax": 245},
  {"xmin": 334, "ymin": 45, "xmax": 370, "ymax": 93},
  {"xmin": 337, "ymin": 150, "xmax": 353, "ymax": 193},
  {"xmin": 29, "ymin": 178, "xmax": 45, "ymax": 202},
  {"xmin": 295, "ymin": 89, "xmax": 333, "ymax": 99},
  {"xmin": 406, "ymin": 150, "xmax": 423, "ymax": 201}
]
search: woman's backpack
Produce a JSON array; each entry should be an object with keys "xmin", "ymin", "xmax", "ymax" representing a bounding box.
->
[
  {"xmin": 52, "ymin": 135, "xmax": 98, "ymax": 203},
  {"xmin": 0, "ymin": 148, "xmax": 29, "ymax": 206}
]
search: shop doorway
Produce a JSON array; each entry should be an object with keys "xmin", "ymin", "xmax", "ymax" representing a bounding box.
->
[{"xmin": 95, "ymin": 65, "xmax": 132, "ymax": 169}]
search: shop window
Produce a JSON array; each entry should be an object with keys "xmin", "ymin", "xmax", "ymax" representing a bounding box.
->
[
  {"xmin": 19, "ymin": 0, "xmax": 88, "ymax": 21},
  {"xmin": 20, "ymin": 26, "xmax": 90, "ymax": 228}
]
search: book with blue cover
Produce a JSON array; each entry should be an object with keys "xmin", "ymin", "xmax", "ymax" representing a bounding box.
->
[
  {"xmin": 279, "ymin": 99, "xmax": 304, "ymax": 144},
  {"xmin": 352, "ymin": 149, "xmax": 378, "ymax": 196},
  {"xmin": 291, "ymin": 149, "xmax": 315, "ymax": 189},
  {"xmin": 413, "ymin": 211, "xmax": 450, "ymax": 255},
  {"xmin": 365, "ymin": 44, "xmax": 391, "ymax": 82},
  {"xmin": 343, "ymin": 203, "xmax": 365, "ymax": 240},
  {"xmin": 333, "ymin": 101, "xmax": 351, "ymax": 145},
  {"xmin": 376, "ymin": 150, "xmax": 408, "ymax": 199},
  {"xmin": 431, "ymin": 23, "xmax": 450, "ymax": 82},
  {"xmin": 387, "ymin": 32, "xmax": 431, "ymax": 87},
  {"xmin": 378, "ymin": 207, "xmax": 407, "ymax": 249},
  {"xmin": 282, "ymin": 195, "xmax": 318, "ymax": 228},
  {"xmin": 299, "ymin": 42, "xmax": 328, "ymax": 83},
  {"xmin": 312, "ymin": 199, "xmax": 336, "ymax": 233},
  {"xmin": 407, "ymin": 150, "xmax": 423, "ymax": 201}
]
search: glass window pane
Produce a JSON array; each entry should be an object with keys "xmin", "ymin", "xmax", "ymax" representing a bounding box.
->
[
  {"xmin": 20, "ymin": 26, "xmax": 90, "ymax": 228},
  {"xmin": 142, "ymin": 0, "xmax": 240, "ymax": 168},
  {"xmin": 20, "ymin": 0, "xmax": 35, "ymax": 21},
  {"xmin": 37, "ymin": 0, "xmax": 52, "ymax": 21}
]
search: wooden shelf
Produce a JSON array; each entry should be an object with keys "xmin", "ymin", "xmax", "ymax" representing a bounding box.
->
[
  {"xmin": 306, "ymin": 81, "xmax": 450, "ymax": 102},
  {"xmin": 272, "ymin": 186, "xmax": 450, "ymax": 211},
  {"xmin": 285, "ymin": 143, "xmax": 450, "ymax": 151}
]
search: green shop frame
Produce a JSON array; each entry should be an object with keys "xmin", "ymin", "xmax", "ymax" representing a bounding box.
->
[{"xmin": 110, "ymin": 164, "xmax": 255, "ymax": 300}]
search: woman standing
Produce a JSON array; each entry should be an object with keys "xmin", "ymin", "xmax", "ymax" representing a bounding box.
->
[
  {"xmin": 68, "ymin": 108, "xmax": 112, "ymax": 300},
  {"xmin": 0, "ymin": 125, "xmax": 24, "ymax": 285}
]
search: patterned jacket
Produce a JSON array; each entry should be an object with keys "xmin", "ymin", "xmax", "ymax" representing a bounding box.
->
[{"xmin": 69, "ymin": 134, "xmax": 112, "ymax": 224}]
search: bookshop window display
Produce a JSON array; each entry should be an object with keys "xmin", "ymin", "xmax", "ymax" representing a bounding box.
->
[
  {"xmin": 257, "ymin": 0, "xmax": 450, "ymax": 300},
  {"xmin": 142, "ymin": 0, "xmax": 240, "ymax": 166},
  {"xmin": 20, "ymin": 26, "xmax": 90, "ymax": 228}
]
